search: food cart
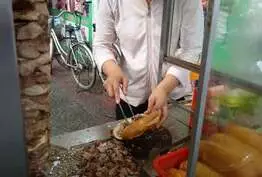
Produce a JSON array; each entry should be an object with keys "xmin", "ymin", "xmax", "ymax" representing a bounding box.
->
[
  {"xmin": 1, "ymin": 0, "xmax": 262, "ymax": 176},
  {"xmin": 51, "ymin": 0, "xmax": 262, "ymax": 176}
]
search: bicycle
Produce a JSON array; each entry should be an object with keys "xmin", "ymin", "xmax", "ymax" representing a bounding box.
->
[{"xmin": 49, "ymin": 3, "xmax": 96, "ymax": 90}]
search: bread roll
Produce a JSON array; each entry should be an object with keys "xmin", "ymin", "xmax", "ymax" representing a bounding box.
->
[
  {"xmin": 168, "ymin": 169, "xmax": 186, "ymax": 177},
  {"xmin": 209, "ymin": 133, "xmax": 260, "ymax": 155},
  {"xmin": 179, "ymin": 160, "xmax": 222, "ymax": 177},
  {"xmin": 179, "ymin": 161, "xmax": 187, "ymax": 171},
  {"xmin": 196, "ymin": 162, "xmax": 223, "ymax": 177},
  {"xmin": 121, "ymin": 111, "xmax": 161, "ymax": 140},
  {"xmin": 199, "ymin": 140, "xmax": 258, "ymax": 177},
  {"xmin": 225, "ymin": 124, "xmax": 262, "ymax": 153}
]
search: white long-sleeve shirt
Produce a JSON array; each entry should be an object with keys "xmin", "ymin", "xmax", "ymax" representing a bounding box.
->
[{"xmin": 94, "ymin": 0, "xmax": 204, "ymax": 106}]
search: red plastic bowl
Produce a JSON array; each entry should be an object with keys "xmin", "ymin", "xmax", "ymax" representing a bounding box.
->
[{"xmin": 153, "ymin": 147, "xmax": 189, "ymax": 177}]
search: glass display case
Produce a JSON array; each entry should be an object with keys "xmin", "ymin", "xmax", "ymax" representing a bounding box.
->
[{"xmin": 160, "ymin": 0, "xmax": 262, "ymax": 176}]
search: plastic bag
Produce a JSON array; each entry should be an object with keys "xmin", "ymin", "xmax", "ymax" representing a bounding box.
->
[{"xmin": 53, "ymin": 16, "xmax": 66, "ymax": 39}]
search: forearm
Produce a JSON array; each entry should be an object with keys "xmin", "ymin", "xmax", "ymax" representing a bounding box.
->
[{"xmin": 157, "ymin": 74, "xmax": 180, "ymax": 95}]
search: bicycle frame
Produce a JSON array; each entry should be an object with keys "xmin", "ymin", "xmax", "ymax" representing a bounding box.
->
[
  {"xmin": 50, "ymin": 28, "xmax": 78, "ymax": 69},
  {"xmin": 50, "ymin": 29, "xmax": 67, "ymax": 56},
  {"xmin": 50, "ymin": 9, "xmax": 85, "ymax": 52}
]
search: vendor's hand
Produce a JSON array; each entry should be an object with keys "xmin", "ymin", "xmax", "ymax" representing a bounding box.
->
[
  {"xmin": 145, "ymin": 86, "xmax": 168, "ymax": 127},
  {"xmin": 206, "ymin": 85, "xmax": 226, "ymax": 115},
  {"xmin": 202, "ymin": 0, "xmax": 208, "ymax": 8},
  {"xmin": 103, "ymin": 60, "xmax": 128, "ymax": 103}
]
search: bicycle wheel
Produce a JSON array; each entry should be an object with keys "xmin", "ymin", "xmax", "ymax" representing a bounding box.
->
[
  {"xmin": 50, "ymin": 38, "xmax": 55, "ymax": 74},
  {"xmin": 50, "ymin": 37, "xmax": 54, "ymax": 60},
  {"xmin": 69, "ymin": 43, "xmax": 96, "ymax": 90}
]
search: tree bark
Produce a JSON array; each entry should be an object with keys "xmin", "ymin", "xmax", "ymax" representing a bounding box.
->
[{"xmin": 13, "ymin": 0, "xmax": 51, "ymax": 176}]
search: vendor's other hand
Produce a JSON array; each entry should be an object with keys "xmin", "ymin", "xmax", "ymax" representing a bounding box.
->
[
  {"xmin": 206, "ymin": 85, "xmax": 226, "ymax": 115},
  {"xmin": 145, "ymin": 86, "xmax": 168, "ymax": 127},
  {"xmin": 202, "ymin": 0, "xmax": 208, "ymax": 8},
  {"xmin": 103, "ymin": 60, "xmax": 128, "ymax": 103}
]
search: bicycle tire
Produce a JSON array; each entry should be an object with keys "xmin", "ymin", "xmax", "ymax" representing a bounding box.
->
[
  {"xmin": 69, "ymin": 42, "xmax": 96, "ymax": 90},
  {"xmin": 50, "ymin": 37, "xmax": 54, "ymax": 60},
  {"xmin": 50, "ymin": 38, "xmax": 55, "ymax": 74}
]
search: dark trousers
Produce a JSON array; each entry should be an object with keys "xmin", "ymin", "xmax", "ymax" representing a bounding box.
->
[{"xmin": 115, "ymin": 99, "xmax": 148, "ymax": 120}]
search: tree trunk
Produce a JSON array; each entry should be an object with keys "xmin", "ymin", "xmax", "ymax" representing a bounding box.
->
[{"xmin": 13, "ymin": 0, "xmax": 51, "ymax": 176}]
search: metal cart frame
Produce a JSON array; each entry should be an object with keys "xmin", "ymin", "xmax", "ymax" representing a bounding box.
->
[
  {"xmin": 160, "ymin": 0, "xmax": 262, "ymax": 176},
  {"xmin": 159, "ymin": 0, "xmax": 221, "ymax": 176}
]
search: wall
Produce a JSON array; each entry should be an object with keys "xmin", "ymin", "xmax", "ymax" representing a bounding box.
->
[{"xmin": 13, "ymin": 0, "xmax": 50, "ymax": 176}]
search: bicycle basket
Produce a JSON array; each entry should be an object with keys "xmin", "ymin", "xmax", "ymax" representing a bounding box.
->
[{"xmin": 53, "ymin": 16, "xmax": 66, "ymax": 39}]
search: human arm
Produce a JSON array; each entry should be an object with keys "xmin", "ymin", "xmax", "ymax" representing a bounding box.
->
[
  {"xmin": 94, "ymin": 0, "xmax": 127, "ymax": 103},
  {"xmin": 102, "ymin": 60, "xmax": 128, "ymax": 103},
  {"xmin": 202, "ymin": 0, "xmax": 208, "ymax": 9},
  {"xmin": 179, "ymin": 0, "xmax": 204, "ymax": 59},
  {"xmin": 93, "ymin": 0, "xmax": 116, "ymax": 69},
  {"xmin": 146, "ymin": 0, "xmax": 204, "ymax": 122},
  {"xmin": 146, "ymin": 66, "xmax": 188, "ymax": 124},
  {"xmin": 146, "ymin": 74, "xmax": 179, "ymax": 125},
  {"xmin": 206, "ymin": 85, "xmax": 227, "ymax": 115}
]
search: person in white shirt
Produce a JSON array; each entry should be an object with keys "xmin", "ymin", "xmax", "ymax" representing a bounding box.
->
[{"xmin": 94, "ymin": 0, "xmax": 204, "ymax": 121}]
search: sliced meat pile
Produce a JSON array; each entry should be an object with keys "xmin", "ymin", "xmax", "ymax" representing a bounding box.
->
[{"xmin": 80, "ymin": 139, "xmax": 141, "ymax": 177}]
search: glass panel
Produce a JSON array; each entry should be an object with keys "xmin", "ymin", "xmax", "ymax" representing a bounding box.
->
[
  {"xmin": 196, "ymin": 84, "xmax": 262, "ymax": 177},
  {"xmin": 195, "ymin": 1, "xmax": 262, "ymax": 177},
  {"xmin": 166, "ymin": 0, "xmax": 204, "ymax": 66},
  {"xmin": 212, "ymin": 0, "xmax": 262, "ymax": 87}
]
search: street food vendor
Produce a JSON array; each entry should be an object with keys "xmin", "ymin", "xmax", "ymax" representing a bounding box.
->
[{"xmin": 94, "ymin": 0, "xmax": 204, "ymax": 121}]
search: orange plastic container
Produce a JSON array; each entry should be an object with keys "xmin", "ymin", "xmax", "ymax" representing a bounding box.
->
[
  {"xmin": 153, "ymin": 147, "xmax": 189, "ymax": 177},
  {"xmin": 190, "ymin": 72, "xmax": 199, "ymax": 81}
]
